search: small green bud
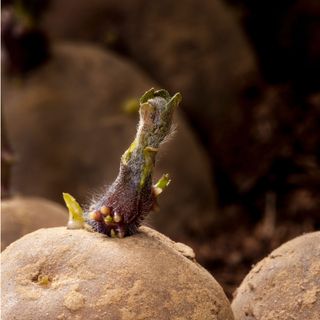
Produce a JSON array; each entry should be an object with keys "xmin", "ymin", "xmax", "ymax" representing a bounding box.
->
[
  {"xmin": 154, "ymin": 174, "xmax": 171, "ymax": 195},
  {"xmin": 104, "ymin": 215, "xmax": 113, "ymax": 224},
  {"xmin": 62, "ymin": 193, "xmax": 84, "ymax": 229}
]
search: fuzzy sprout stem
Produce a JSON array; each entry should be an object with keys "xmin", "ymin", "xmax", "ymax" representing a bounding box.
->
[
  {"xmin": 63, "ymin": 88, "xmax": 181, "ymax": 237},
  {"xmin": 85, "ymin": 88, "xmax": 181, "ymax": 237}
]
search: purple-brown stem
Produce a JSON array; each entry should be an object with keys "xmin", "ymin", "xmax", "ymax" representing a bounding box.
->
[{"xmin": 85, "ymin": 88, "xmax": 181, "ymax": 237}]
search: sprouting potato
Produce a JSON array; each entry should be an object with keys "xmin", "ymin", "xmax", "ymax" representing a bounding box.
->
[{"xmin": 1, "ymin": 89, "xmax": 234, "ymax": 320}]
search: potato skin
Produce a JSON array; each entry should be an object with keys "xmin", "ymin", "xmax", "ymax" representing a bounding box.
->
[
  {"xmin": 232, "ymin": 232, "xmax": 320, "ymax": 320},
  {"xmin": 1, "ymin": 196, "xmax": 67, "ymax": 251},
  {"xmin": 1, "ymin": 226, "xmax": 234, "ymax": 320}
]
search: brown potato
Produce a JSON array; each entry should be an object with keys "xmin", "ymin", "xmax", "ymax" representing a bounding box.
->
[
  {"xmin": 43, "ymin": 0, "xmax": 257, "ymax": 117},
  {"xmin": 1, "ymin": 196, "xmax": 67, "ymax": 251},
  {"xmin": 1, "ymin": 226, "xmax": 234, "ymax": 319},
  {"xmin": 232, "ymin": 231, "xmax": 320, "ymax": 320},
  {"xmin": 43, "ymin": 0, "xmax": 258, "ymax": 187},
  {"xmin": 3, "ymin": 42, "xmax": 218, "ymax": 239}
]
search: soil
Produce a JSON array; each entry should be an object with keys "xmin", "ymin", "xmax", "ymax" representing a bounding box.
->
[{"xmin": 187, "ymin": 213, "xmax": 318, "ymax": 300}]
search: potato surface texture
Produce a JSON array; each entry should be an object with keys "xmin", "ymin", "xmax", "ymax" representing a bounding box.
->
[
  {"xmin": 2, "ymin": 226, "xmax": 234, "ymax": 320},
  {"xmin": 232, "ymin": 231, "xmax": 320, "ymax": 320}
]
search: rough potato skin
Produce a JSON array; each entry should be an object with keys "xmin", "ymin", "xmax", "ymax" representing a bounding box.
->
[
  {"xmin": 232, "ymin": 232, "xmax": 320, "ymax": 320},
  {"xmin": 1, "ymin": 196, "xmax": 67, "ymax": 251},
  {"xmin": 1, "ymin": 226, "xmax": 234, "ymax": 320}
]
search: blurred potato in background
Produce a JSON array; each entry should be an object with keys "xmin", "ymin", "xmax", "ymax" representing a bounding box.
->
[{"xmin": 3, "ymin": 40, "xmax": 218, "ymax": 240}]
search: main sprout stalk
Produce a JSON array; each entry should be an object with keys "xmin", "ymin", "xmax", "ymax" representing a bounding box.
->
[{"xmin": 82, "ymin": 88, "xmax": 181, "ymax": 237}]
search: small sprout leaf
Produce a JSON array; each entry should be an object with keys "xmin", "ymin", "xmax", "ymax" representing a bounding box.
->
[
  {"xmin": 62, "ymin": 193, "xmax": 84, "ymax": 229},
  {"xmin": 139, "ymin": 87, "xmax": 155, "ymax": 104},
  {"xmin": 153, "ymin": 89, "xmax": 171, "ymax": 100},
  {"xmin": 153, "ymin": 174, "xmax": 171, "ymax": 196},
  {"xmin": 168, "ymin": 92, "xmax": 182, "ymax": 109}
]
